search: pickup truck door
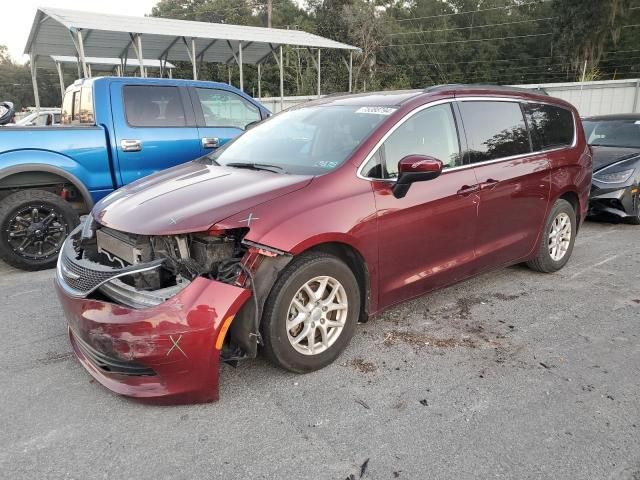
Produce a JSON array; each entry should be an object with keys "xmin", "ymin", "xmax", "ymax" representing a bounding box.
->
[
  {"xmin": 110, "ymin": 84, "xmax": 202, "ymax": 186},
  {"xmin": 189, "ymin": 87, "xmax": 264, "ymax": 155}
]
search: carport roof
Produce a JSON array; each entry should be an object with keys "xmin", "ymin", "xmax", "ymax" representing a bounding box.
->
[{"xmin": 25, "ymin": 7, "xmax": 360, "ymax": 64}]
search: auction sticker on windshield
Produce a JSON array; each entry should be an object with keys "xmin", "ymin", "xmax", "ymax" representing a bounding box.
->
[{"xmin": 356, "ymin": 106, "xmax": 397, "ymax": 115}]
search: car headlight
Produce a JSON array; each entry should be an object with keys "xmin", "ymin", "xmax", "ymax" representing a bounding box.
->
[{"xmin": 594, "ymin": 168, "xmax": 634, "ymax": 184}]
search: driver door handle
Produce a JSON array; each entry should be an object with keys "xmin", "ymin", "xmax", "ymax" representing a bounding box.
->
[
  {"xmin": 202, "ymin": 137, "xmax": 220, "ymax": 149},
  {"xmin": 120, "ymin": 139, "xmax": 142, "ymax": 152},
  {"xmin": 457, "ymin": 184, "xmax": 480, "ymax": 196},
  {"xmin": 479, "ymin": 178, "xmax": 500, "ymax": 190}
]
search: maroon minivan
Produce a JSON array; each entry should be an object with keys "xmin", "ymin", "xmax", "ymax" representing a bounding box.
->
[{"xmin": 56, "ymin": 85, "xmax": 592, "ymax": 403}]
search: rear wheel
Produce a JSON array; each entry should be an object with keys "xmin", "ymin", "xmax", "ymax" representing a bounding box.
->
[
  {"xmin": 526, "ymin": 199, "xmax": 576, "ymax": 273},
  {"xmin": 260, "ymin": 252, "xmax": 360, "ymax": 373},
  {"xmin": 0, "ymin": 190, "xmax": 79, "ymax": 270}
]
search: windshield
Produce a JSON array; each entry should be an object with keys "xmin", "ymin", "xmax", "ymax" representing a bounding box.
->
[
  {"xmin": 583, "ymin": 119, "xmax": 640, "ymax": 148},
  {"xmin": 205, "ymin": 105, "xmax": 396, "ymax": 175}
]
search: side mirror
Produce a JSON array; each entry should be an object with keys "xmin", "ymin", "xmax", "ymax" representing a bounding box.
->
[{"xmin": 392, "ymin": 155, "xmax": 443, "ymax": 199}]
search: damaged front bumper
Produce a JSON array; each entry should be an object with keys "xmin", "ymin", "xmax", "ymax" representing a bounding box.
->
[
  {"xmin": 56, "ymin": 276, "xmax": 250, "ymax": 403},
  {"xmin": 55, "ymin": 227, "xmax": 252, "ymax": 404},
  {"xmin": 589, "ymin": 182, "xmax": 639, "ymax": 218}
]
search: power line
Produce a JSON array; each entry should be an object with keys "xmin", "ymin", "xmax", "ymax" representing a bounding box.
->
[
  {"xmin": 387, "ymin": 17, "xmax": 556, "ymax": 37},
  {"xmin": 382, "ymin": 32, "xmax": 553, "ymax": 48},
  {"xmin": 390, "ymin": 1, "xmax": 552, "ymax": 24}
]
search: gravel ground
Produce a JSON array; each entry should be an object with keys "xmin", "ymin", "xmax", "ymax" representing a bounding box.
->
[{"xmin": 0, "ymin": 220, "xmax": 638, "ymax": 480}]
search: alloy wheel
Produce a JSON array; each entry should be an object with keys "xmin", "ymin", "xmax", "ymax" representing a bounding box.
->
[
  {"xmin": 548, "ymin": 212, "xmax": 572, "ymax": 261},
  {"xmin": 286, "ymin": 275, "xmax": 349, "ymax": 356},
  {"xmin": 5, "ymin": 204, "xmax": 69, "ymax": 260}
]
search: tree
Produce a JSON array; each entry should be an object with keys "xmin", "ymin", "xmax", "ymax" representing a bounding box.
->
[{"xmin": 552, "ymin": 0, "xmax": 633, "ymax": 77}]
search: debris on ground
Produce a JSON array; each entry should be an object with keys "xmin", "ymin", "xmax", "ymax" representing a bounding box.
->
[
  {"xmin": 360, "ymin": 458, "xmax": 369, "ymax": 478},
  {"xmin": 349, "ymin": 358, "xmax": 377, "ymax": 374},
  {"xmin": 355, "ymin": 398, "xmax": 370, "ymax": 410}
]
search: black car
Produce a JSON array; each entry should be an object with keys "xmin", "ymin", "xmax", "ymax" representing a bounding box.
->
[{"xmin": 583, "ymin": 114, "xmax": 640, "ymax": 224}]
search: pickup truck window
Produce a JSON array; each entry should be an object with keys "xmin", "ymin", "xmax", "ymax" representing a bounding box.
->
[
  {"xmin": 79, "ymin": 88, "xmax": 95, "ymax": 124},
  {"xmin": 123, "ymin": 85, "xmax": 186, "ymax": 127},
  {"xmin": 195, "ymin": 88, "xmax": 261, "ymax": 130},
  {"xmin": 72, "ymin": 91, "xmax": 81, "ymax": 123},
  {"xmin": 61, "ymin": 92, "xmax": 73, "ymax": 124},
  {"xmin": 62, "ymin": 87, "xmax": 94, "ymax": 125}
]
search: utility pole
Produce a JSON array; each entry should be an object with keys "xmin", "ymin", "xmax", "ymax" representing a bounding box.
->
[{"xmin": 267, "ymin": 0, "xmax": 272, "ymax": 28}]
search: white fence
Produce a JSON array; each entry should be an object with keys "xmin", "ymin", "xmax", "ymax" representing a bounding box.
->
[
  {"xmin": 260, "ymin": 79, "xmax": 640, "ymax": 117},
  {"xmin": 517, "ymin": 79, "xmax": 640, "ymax": 116}
]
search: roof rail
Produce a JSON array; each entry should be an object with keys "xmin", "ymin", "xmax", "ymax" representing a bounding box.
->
[{"xmin": 423, "ymin": 84, "xmax": 548, "ymax": 95}]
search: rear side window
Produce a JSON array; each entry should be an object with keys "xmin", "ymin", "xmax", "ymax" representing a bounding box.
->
[
  {"xmin": 195, "ymin": 88, "xmax": 261, "ymax": 129},
  {"xmin": 61, "ymin": 87, "xmax": 94, "ymax": 125},
  {"xmin": 459, "ymin": 101, "xmax": 531, "ymax": 163},
  {"xmin": 124, "ymin": 85, "xmax": 186, "ymax": 127},
  {"xmin": 61, "ymin": 93, "xmax": 73, "ymax": 124},
  {"xmin": 79, "ymin": 88, "xmax": 95, "ymax": 124},
  {"xmin": 525, "ymin": 104, "xmax": 574, "ymax": 150}
]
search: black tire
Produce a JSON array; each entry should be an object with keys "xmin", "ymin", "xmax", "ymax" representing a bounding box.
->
[
  {"xmin": 260, "ymin": 251, "xmax": 361, "ymax": 373},
  {"xmin": 526, "ymin": 199, "xmax": 576, "ymax": 273},
  {"xmin": 0, "ymin": 189, "xmax": 79, "ymax": 271}
]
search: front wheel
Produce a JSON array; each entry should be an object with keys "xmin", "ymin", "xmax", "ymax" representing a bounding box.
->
[
  {"xmin": 0, "ymin": 190, "xmax": 79, "ymax": 270},
  {"xmin": 526, "ymin": 199, "xmax": 576, "ymax": 273},
  {"xmin": 260, "ymin": 252, "xmax": 361, "ymax": 373}
]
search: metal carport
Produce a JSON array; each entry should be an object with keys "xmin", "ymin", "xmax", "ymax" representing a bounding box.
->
[
  {"xmin": 42, "ymin": 56, "xmax": 176, "ymax": 99},
  {"xmin": 24, "ymin": 7, "xmax": 360, "ymax": 111}
]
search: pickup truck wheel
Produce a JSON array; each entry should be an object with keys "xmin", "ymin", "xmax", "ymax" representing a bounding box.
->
[
  {"xmin": 260, "ymin": 252, "xmax": 360, "ymax": 373},
  {"xmin": 0, "ymin": 190, "xmax": 79, "ymax": 270}
]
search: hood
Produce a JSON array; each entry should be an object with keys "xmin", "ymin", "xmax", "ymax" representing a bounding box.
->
[
  {"xmin": 591, "ymin": 145, "xmax": 640, "ymax": 172},
  {"xmin": 93, "ymin": 161, "xmax": 313, "ymax": 235}
]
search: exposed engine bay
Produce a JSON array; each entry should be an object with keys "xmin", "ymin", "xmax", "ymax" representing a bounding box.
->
[{"xmin": 58, "ymin": 214, "xmax": 292, "ymax": 361}]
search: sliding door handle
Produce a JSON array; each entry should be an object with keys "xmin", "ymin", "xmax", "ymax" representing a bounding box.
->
[
  {"xmin": 457, "ymin": 184, "xmax": 480, "ymax": 196},
  {"xmin": 479, "ymin": 178, "xmax": 500, "ymax": 190}
]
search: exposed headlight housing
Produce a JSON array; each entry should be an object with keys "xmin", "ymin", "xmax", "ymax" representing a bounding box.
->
[{"xmin": 593, "ymin": 168, "xmax": 634, "ymax": 184}]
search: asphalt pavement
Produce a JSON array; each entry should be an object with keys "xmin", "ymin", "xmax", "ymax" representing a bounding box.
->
[{"xmin": 0, "ymin": 220, "xmax": 638, "ymax": 480}]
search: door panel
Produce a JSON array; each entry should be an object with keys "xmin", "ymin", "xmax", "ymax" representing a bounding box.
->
[
  {"xmin": 370, "ymin": 102, "xmax": 479, "ymax": 308},
  {"xmin": 472, "ymin": 155, "xmax": 550, "ymax": 268},
  {"xmin": 374, "ymin": 170, "xmax": 480, "ymax": 307},
  {"xmin": 111, "ymin": 84, "xmax": 201, "ymax": 186},
  {"xmin": 456, "ymin": 100, "xmax": 551, "ymax": 268}
]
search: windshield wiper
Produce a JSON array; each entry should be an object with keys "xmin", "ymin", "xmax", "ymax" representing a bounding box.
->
[{"xmin": 225, "ymin": 162, "xmax": 286, "ymax": 174}]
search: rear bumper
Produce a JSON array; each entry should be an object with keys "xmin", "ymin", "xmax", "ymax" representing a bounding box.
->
[{"xmin": 55, "ymin": 276, "xmax": 251, "ymax": 404}]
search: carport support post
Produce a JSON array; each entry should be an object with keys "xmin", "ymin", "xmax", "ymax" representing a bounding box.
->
[
  {"xmin": 349, "ymin": 51, "xmax": 353, "ymax": 93},
  {"xmin": 29, "ymin": 54, "xmax": 40, "ymax": 115},
  {"xmin": 279, "ymin": 45, "xmax": 284, "ymax": 111},
  {"xmin": 317, "ymin": 48, "xmax": 321, "ymax": 98},
  {"xmin": 238, "ymin": 42, "xmax": 243, "ymax": 92},
  {"xmin": 257, "ymin": 63, "xmax": 262, "ymax": 99},
  {"xmin": 134, "ymin": 34, "xmax": 146, "ymax": 78},
  {"xmin": 55, "ymin": 61, "xmax": 65, "ymax": 99},
  {"xmin": 633, "ymin": 79, "xmax": 640, "ymax": 113},
  {"xmin": 191, "ymin": 38, "xmax": 197, "ymax": 80},
  {"xmin": 76, "ymin": 30, "xmax": 89, "ymax": 78}
]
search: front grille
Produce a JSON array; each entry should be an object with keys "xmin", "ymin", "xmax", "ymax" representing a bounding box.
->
[
  {"xmin": 57, "ymin": 230, "xmax": 164, "ymax": 297},
  {"xmin": 71, "ymin": 328, "xmax": 156, "ymax": 377}
]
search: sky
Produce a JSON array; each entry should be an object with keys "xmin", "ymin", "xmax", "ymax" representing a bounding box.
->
[{"xmin": 0, "ymin": 0, "xmax": 158, "ymax": 63}]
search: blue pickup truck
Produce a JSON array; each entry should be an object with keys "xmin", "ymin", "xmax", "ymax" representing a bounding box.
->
[{"xmin": 0, "ymin": 77, "xmax": 269, "ymax": 270}]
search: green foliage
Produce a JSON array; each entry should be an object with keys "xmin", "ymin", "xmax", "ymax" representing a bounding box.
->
[
  {"xmin": 551, "ymin": 0, "xmax": 633, "ymax": 75},
  {"xmin": 0, "ymin": 45, "xmax": 71, "ymax": 109},
  {"xmin": 3, "ymin": 1, "xmax": 638, "ymax": 108}
]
